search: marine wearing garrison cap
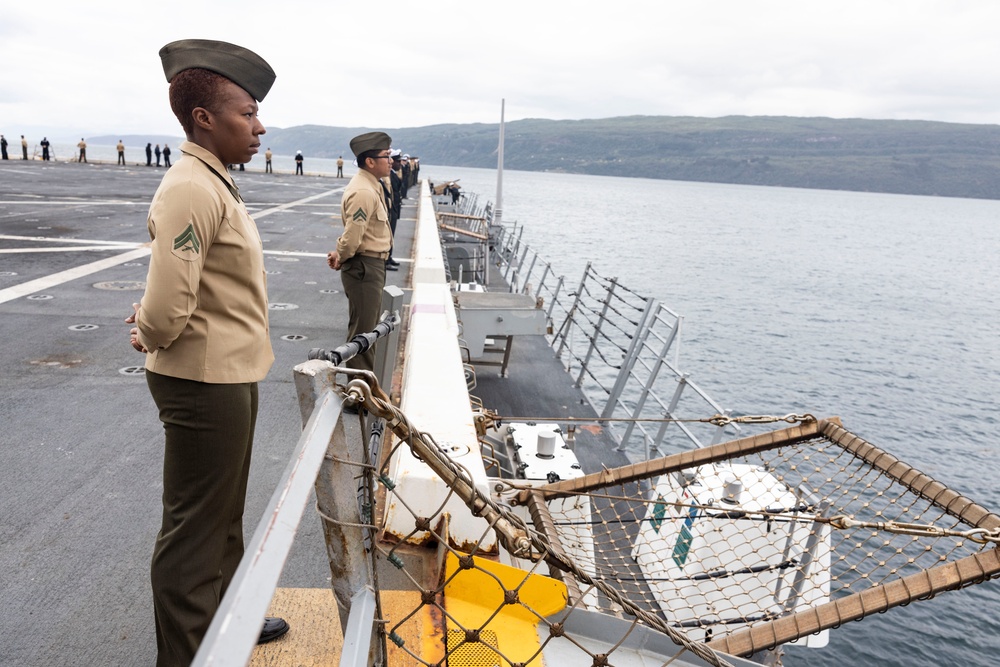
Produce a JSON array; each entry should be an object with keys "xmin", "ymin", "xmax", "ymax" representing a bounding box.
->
[
  {"xmin": 159, "ymin": 38, "xmax": 276, "ymax": 101},
  {"xmin": 329, "ymin": 130, "xmax": 395, "ymax": 372},
  {"xmin": 135, "ymin": 38, "xmax": 289, "ymax": 664}
]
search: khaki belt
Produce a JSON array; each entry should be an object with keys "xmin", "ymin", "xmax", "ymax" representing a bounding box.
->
[{"xmin": 356, "ymin": 250, "xmax": 390, "ymax": 260}]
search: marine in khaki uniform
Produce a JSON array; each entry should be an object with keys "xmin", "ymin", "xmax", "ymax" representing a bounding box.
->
[
  {"xmin": 327, "ymin": 131, "xmax": 393, "ymax": 372},
  {"xmin": 124, "ymin": 38, "xmax": 288, "ymax": 666}
]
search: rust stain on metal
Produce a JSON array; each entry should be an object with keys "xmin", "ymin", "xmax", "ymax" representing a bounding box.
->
[{"xmin": 379, "ymin": 518, "xmax": 498, "ymax": 555}]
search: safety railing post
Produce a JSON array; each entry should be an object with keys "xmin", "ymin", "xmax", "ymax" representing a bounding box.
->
[
  {"xmin": 601, "ymin": 298, "xmax": 658, "ymax": 419},
  {"xmin": 554, "ymin": 262, "xmax": 590, "ymax": 362},
  {"xmin": 503, "ymin": 226, "xmax": 524, "ymax": 283},
  {"xmin": 782, "ymin": 501, "xmax": 831, "ymax": 614},
  {"xmin": 522, "ymin": 251, "xmax": 538, "ymax": 295},
  {"xmin": 535, "ymin": 262, "xmax": 551, "ymax": 302},
  {"xmin": 546, "ymin": 275, "xmax": 565, "ymax": 321},
  {"xmin": 619, "ymin": 336, "xmax": 683, "ymax": 452},
  {"xmin": 575, "ymin": 276, "xmax": 617, "ymax": 389},
  {"xmin": 492, "ymin": 225, "xmax": 510, "ymax": 277},
  {"xmin": 509, "ymin": 244, "xmax": 530, "ymax": 293},
  {"xmin": 340, "ymin": 587, "xmax": 378, "ymax": 667}
]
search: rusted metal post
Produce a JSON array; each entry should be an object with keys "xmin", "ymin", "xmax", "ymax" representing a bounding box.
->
[{"xmin": 293, "ymin": 361, "xmax": 383, "ymax": 664}]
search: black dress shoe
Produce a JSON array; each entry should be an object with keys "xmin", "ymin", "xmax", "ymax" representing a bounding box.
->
[
  {"xmin": 258, "ymin": 616, "xmax": 289, "ymax": 644},
  {"xmin": 385, "ymin": 263, "xmax": 398, "ymax": 271},
  {"xmin": 386, "ymin": 258, "xmax": 400, "ymax": 266}
]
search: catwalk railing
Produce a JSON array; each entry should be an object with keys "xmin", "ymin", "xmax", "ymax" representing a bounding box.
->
[{"xmin": 442, "ymin": 197, "xmax": 742, "ymax": 460}]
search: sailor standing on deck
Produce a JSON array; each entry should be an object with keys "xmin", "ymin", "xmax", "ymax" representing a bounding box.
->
[
  {"xmin": 1, "ymin": 134, "xmax": 8, "ymax": 160},
  {"xmin": 125, "ymin": 38, "xmax": 289, "ymax": 666},
  {"xmin": 400, "ymin": 154, "xmax": 410, "ymax": 198},
  {"xmin": 387, "ymin": 149, "xmax": 403, "ymax": 270},
  {"xmin": 327, "ymin": 131, "xmax": 394, "ymax": 372}
]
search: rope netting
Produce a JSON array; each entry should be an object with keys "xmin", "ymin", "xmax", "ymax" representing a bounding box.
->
[
  {"xmin": 331, "ymin": 381, "xmax": 1000, "ymax": 665},
  {"xmin": 505, "ymin": 418, "xmax": 1000, "ymax": 657},
  {"xmin": 343, "ymin": 379, "xmax": 735, "ymax": 667}
]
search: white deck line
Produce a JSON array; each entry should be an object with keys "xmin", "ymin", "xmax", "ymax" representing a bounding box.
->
[
  {"xmin": 0, "ymin": 187, "xmax": 344, "ymax": 305},
  {"xmin": 0, "ymin": 247, "xmax": 152, "ymax": 304},
  {"xmin": 0, "ymin": 246, "xmax": 142, "ymax": 253},
  {"xmin": 0, "ymin": 234, "xmax": 142, "ymax": 245}
]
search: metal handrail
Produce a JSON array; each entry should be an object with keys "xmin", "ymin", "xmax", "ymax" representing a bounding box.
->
[{"xmin": 488, "ymin": 226, "xmax": 739, "ymax": 457}]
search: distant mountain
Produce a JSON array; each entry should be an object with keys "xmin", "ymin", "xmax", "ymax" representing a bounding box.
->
[
  {"xmin": 257, "ymin": 115, "xmax": 1000, "ymax": 200},
  {"xmin": 96, "ymin": 115, "xmax": 1000, "ymax": 199}
]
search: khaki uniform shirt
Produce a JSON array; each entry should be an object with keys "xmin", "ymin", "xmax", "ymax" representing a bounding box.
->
[
  {"xmin": 336, "ymin": 169, "xmax": 392, "ymax": 259},
  {"xmin": 137, "ymin": 141, "xmax": 274, "ymax": 383},
  {"xmin": 265, "ymin": 149, "xmax": 272, "ymax": 161},
  {"xmin": 116, "ymin": 141, "xmax": 124, "ymax": 153}
]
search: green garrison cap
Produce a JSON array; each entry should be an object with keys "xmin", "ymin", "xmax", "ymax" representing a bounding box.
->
[
  {"xmin": 159, "ymin": 39, "xmax": 276, "ymax": 102},
  {"xmin": 350, "ymin": 131, "xmax": 392, "ymax": 159}
]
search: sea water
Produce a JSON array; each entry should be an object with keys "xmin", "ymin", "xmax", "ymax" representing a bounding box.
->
[{"xmin": 419, "ymin": 166, "xmax": 1000, "ymax": 667}]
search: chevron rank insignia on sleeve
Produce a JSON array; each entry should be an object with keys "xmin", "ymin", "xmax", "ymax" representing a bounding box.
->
[
  {"xmin": 172, "ymin": 223, "xmax": 201, "ymax": 254},
  {"xmin": 351, "ymin": 208, "xmax": 367, "ymax": 223}
]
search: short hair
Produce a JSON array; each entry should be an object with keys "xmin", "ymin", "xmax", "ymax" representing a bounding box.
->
[
  {"xmin": 357, "ymin": 149, "xmax": 381, "ymax": 166},
  {"xmin": 168, "ymin": 68, "xmax": 230, "ymax": 136}
]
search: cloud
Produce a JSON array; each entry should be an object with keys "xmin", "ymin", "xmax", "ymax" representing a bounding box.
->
[{"xmin": 3, "ymin": 0, "xmax": 1000, "ymax": 137}]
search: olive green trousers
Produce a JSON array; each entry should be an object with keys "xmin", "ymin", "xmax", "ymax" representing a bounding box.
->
[
  {"xmin": 146, "ymin": 371, "xmax": 258, "ymax": 667},
  {"xmin": 340, "ymin": 254, "xmax": 386, "ymax": 371}
]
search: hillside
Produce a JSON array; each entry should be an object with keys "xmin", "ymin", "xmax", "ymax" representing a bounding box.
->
[{"xmin": 97, "ymin": 115, "xmax": 1000, "ymax": 199}]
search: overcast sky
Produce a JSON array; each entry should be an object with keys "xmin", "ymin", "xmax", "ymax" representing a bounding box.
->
[{"xmin": 3, "ymin": 0, "xmax": 999, "ymax": 140}]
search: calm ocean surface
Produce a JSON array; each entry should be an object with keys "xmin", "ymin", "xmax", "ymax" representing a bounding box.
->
[{"xmin": 55, "ymin": 144, "xmax": 998, "ymax": 665}]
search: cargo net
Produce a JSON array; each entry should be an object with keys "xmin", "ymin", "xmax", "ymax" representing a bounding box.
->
[
  {"xmin": 348, "ymin": 381, "xmax": 1000, "ymax": 666},
  {"xmin": 505, "ymin": 419, "xmax": 1000, "ymax": 660}
]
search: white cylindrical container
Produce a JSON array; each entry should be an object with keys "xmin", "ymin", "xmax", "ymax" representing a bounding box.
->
[
  {"xmin": 537, "ymin": 432, "xmax": 556, "ymax": 458},
  {"xmin": 722, "ymin": 475, "xmax": 743, "ymax": 505}
]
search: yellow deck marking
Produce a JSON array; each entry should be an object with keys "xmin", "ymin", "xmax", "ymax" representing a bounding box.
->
[{"xmin": 443, "ymin": 554, "xmax": 567, "ymax": 666}]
